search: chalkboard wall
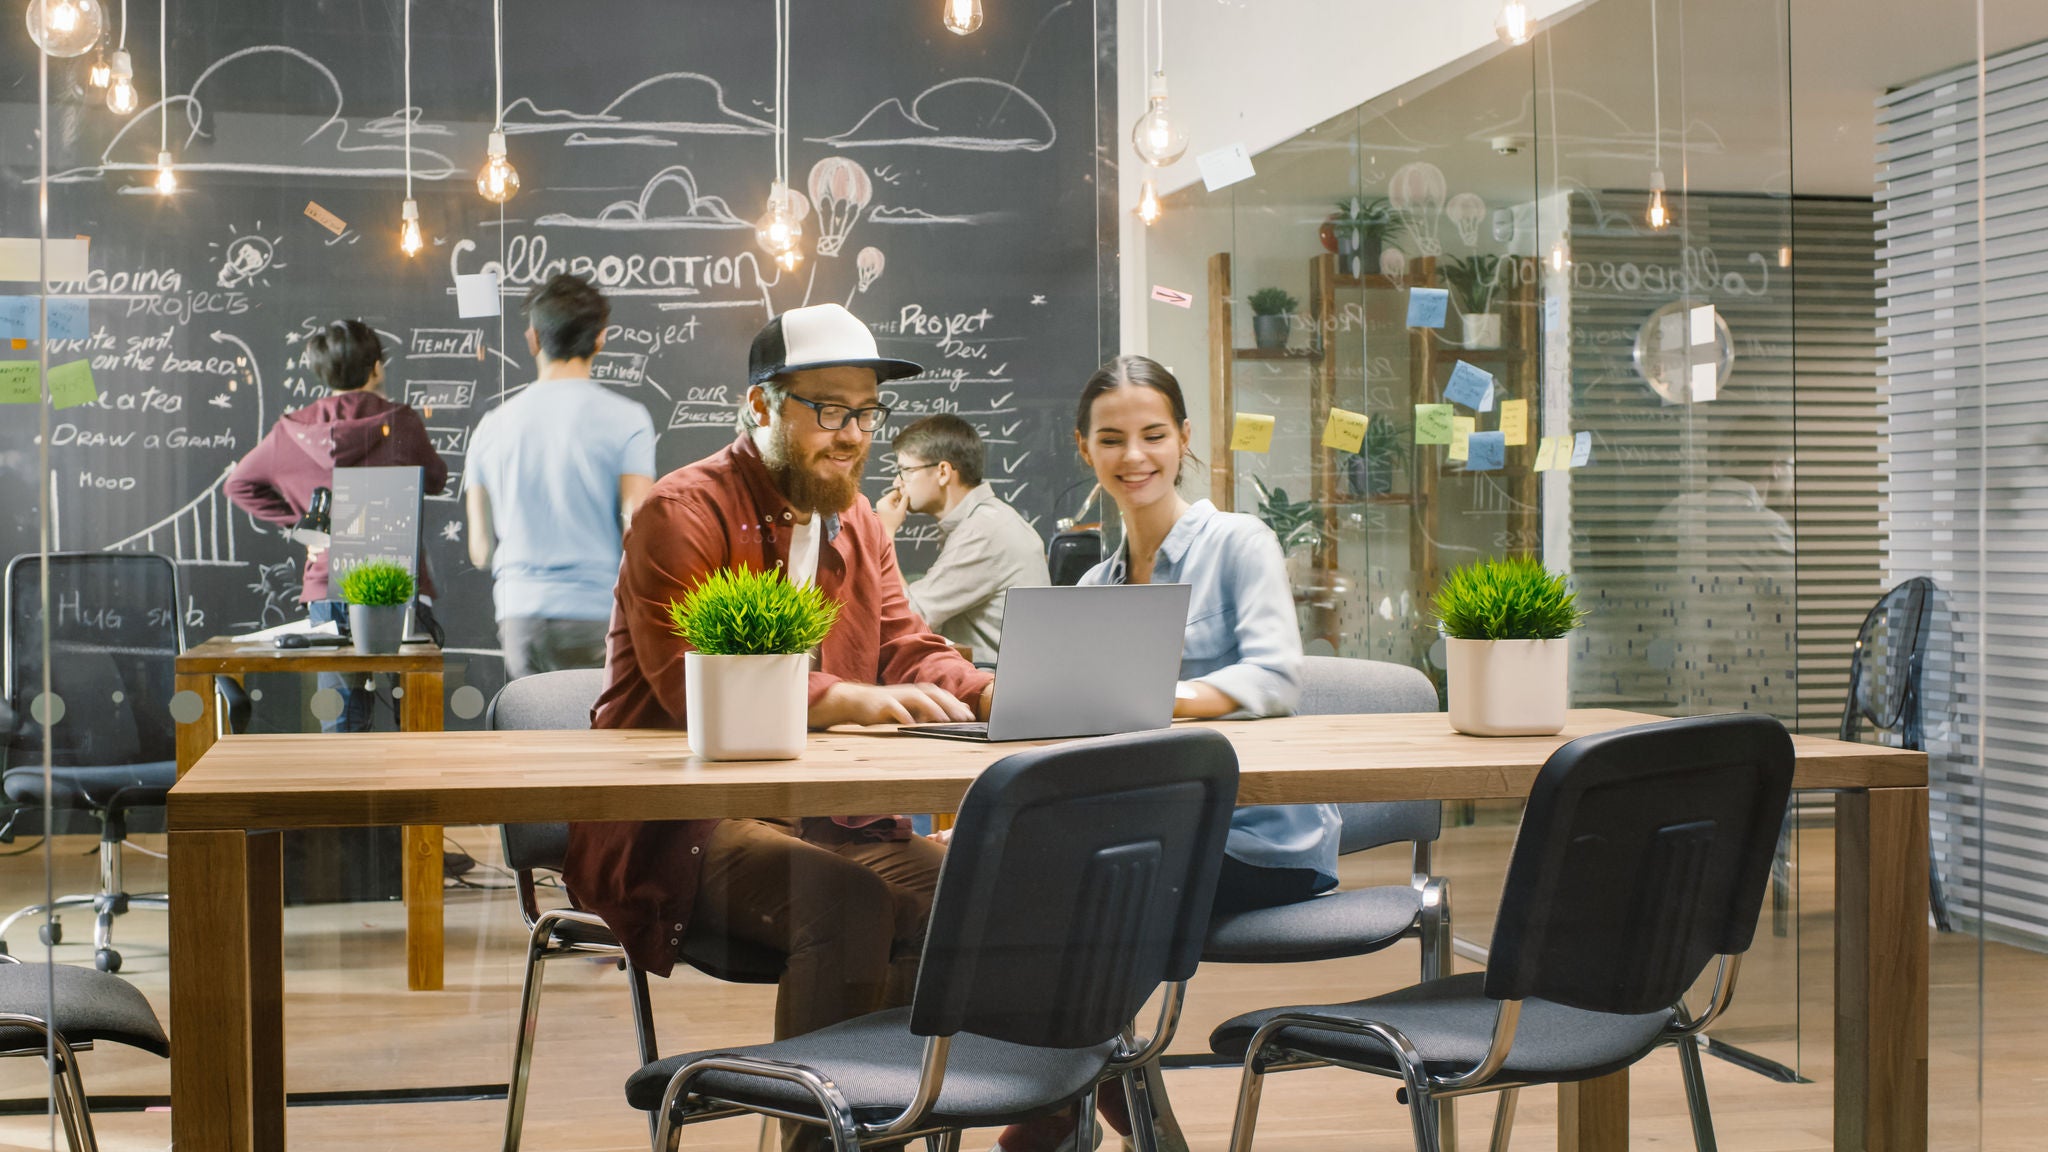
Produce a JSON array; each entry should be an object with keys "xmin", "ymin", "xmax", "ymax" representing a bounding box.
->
[{"xmin": 1, "ymin": 0, "xmax": 1114, "ymax": 719}]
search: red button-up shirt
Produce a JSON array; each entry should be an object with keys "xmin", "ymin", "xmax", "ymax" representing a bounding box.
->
[{"xmin": 563, "ymin": 434, "xmax": 993, "ymax": 976}]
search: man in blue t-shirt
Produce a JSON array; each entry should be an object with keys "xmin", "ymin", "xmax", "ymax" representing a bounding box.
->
[{"xmin": 466, "ymin": 274, "xmax": 656, "ymax": 678}]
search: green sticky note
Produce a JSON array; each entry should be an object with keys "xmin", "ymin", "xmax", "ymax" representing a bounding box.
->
[
  {"xmin": 1414, "ymin": 403, "xmax": 1453, "ymax": 445},
  {"xmin": 47, "ymin": 359, "xmax": 95, "ymax": 409},
  {"xmin": 0, "ymin": 361, "xmax": 36, "ymax": 404}
]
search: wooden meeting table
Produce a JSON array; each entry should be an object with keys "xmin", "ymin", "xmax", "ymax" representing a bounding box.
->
[{"xmin": 165, "ymin": 709, "xmax": 1928, "ymax": 1152}]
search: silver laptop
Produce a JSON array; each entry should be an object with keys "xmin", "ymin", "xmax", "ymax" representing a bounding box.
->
[{"xmin": 902, "ymin": 584, "xmax": 1192, "ymax": 743}]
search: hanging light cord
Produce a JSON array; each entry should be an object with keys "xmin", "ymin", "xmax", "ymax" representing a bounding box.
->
[
  {"xmin": 1649, "ymin": 0, "xmax": 1662, "ymax": 172},
  {"xmin": 491, "ymin": 0, "xmax": 503, "ymax": 133},
  {"xmin": 156, "ymin": 0, "xmax": 166, "ymax": 151},
  {"xmin": 117, "ymin": 0, "xmax": 126, "ymax": 51},
  {"xmin": 776, "ymin": 0, "xmax": 790, "ymax": 190},
  {"xmin": 1154, "ymin": 0, "xmax": 1164, "ymax": 78},
  {"xmin": 403, "ymin": 0, "xmax": 412, "ymax": 200}
]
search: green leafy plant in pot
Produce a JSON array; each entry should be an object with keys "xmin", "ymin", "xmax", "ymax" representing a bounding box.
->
[
  {"xmin": 670, "ymin": 566, "xmax": 840, "ymax": 761},
  {"xmin": 1247, "ymin": 287, "xmax": 1298, "ymax": 351},
  {"xmin": 1343, "ymin": 417, "xmax": 1410, "ymax": 497},
  {"xmin": 1330, "ymin": 196, "xmax": 1403, "ymax": 277},
  {"xmin": 1441, "ymin": 254, "xmax": 1507, "ymax": 350},
  {"xmin": 338, "ymin": 561, "xmax": 414, "ymax": 656},
  {"xmin": 1433, "ymin": 555, "xmax": 1585, "ymax": 736}
]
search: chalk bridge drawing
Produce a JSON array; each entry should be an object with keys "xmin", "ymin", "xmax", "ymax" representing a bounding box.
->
[
  {"xmin": 48, "ymin": 45, "xmax": 457, "ymax": 184},
  {"xmin": 502, "ymin": 73, "xmax": 773, "ymax": 146},
  {"xmin": 535, "ymin": 165, "xmax": 749, "ymax": 231},
  {"xmin": 809, "ymin": 78, "xmax": 1056, "ymax": 152}
]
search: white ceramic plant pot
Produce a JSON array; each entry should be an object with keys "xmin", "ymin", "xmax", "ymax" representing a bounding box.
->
[
  {"xmin": 1445, "ymin": 637, "xmax": 1568, "ymax": 737},
  {"xmin": 1461, "ymin": 312, "xmax": 1503, "ymax": 350},
  {"xmin": 684, "ymin": 651, "xmax": 809, "ymax": 761}
]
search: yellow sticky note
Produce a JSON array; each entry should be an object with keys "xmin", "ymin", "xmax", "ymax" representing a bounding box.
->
[
  {"xmin": 1229, "ymin": 412, "xmax": 1276, "ymax": 453},
  {"xmin": 1414, "ymin": 404, "xmax": 1453, "ymax": 445},
  {"xmin": 1448, "ymin": 417, "xmax": 1475, "ymax": 463},
  {"xmin": 1500, "ymin": 399, "xmax": 1528, "ymax": 447},
  {"xmin": 47, "ymin": 359, "xmax": 95, "ymax": 409},
  {"xmin": 1322, "ymin": 407, "xmax": 1369, "ymax": 454},
  {"xmin": 1533, "ymin": 437, "xmax": 1558, "ymax": 472}
]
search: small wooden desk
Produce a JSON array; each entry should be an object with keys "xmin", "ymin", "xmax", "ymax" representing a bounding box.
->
[
  {"xmin": 172, "ymin": 635, "xmax": 447, "ymax": 991},
  {"xmin": 166, "ymin": 710, "xmax": 1928, "ymax": 1152}
]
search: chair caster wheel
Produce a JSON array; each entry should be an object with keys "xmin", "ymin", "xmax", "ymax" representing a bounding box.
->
[
  {"xmin": 94, "ymin": 948, "xmax": 121, "ymax": 973},
  {"xmin": 38, "ymin": 922, "xmax": 61, "ymax": 946}
]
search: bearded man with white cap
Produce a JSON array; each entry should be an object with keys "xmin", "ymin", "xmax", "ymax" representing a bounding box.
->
[{"xmin": 565, "ymin": 305, "xmax": 993, "ymax": 1095}]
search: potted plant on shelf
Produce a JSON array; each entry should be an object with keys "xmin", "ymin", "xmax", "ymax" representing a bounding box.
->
[
  {"xmin": 1442, "ymin": 254, "xmax": 1506, "ymax": 350},
  {"xmin": 1343, "ymin": 418, "xmax": 1410, "ymax": 497},
  {"xmin": 1247, "ymin": 287, "xmax": 1298, "ymax": 351},
  {"xmin": 338, "ymin": 561, "xmax": 414, "ymax": 656},
  {"xmin": 669, "ymin": 565, "xmax": 840, "ymax": 761},
  {"xmin": 1329, "ymin": 196, "xmax": 1403, "ymax": 277},
  {"xmin": 1251, "ymin": 475, "xmax": 1324, "ymax": 592},
  {"xmin": 1433, "ymin": 554, "xmax": 1585, "ymax": 737}
]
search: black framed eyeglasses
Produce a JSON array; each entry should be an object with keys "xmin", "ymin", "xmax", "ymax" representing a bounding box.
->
[
  {"xmin": 895, "ymin": 462, "xmax": 941, "ymax": 476},
  {"xmin": 785, "ymin": 394, "xmax": 892, "ymax": 433}
]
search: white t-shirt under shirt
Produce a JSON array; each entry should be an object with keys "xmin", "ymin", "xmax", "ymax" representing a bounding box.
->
[{"xmin": 786, "ymin": 514, "xmax": 821, "ymax": 588}]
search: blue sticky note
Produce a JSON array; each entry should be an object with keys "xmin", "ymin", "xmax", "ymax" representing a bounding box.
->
[
  {"xmin": 1571, "ymin": 430, "xmax": 1593, "ymax": 467},
  {"xmin": 45, "ymin": 298, "xmax": 87, "ymax": 342},
  {"xmin": 1406, "ymin": 287, "xmax": 1449, "ymax": 329},
  {"xmin": 0, "ymin": 297, "xmax": 33, "ymax": 340},
  {"xmin": 1445, "ymin": 361, "xmax": 1495, "ymax": 412},
  {"xmin": 1465, "ymin": 431, "xmax": 1506, "ymax": 472}
]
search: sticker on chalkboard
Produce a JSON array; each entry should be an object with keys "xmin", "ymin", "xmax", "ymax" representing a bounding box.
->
[
  {"xmin": 1150, "ymin": 285, "xmax": 1193, "ymax": 308},
  {"xmin": 456, "ymin": 272, "xmax": 502, "ymax": 319},
  {"xmin": 304, "ymin": 201, "xmax": 348, "ymax": 236}
]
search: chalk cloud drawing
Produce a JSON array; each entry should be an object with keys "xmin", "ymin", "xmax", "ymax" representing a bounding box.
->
[
  {"xmin": 534, "ymin": 165, "xmax": 751, "ymax": 231},
  {"xmin": 47, "ymin": 45, "xmax": 458, "ymax": 184},
  {"xmin": 809, "ymin": 78, "xmax": 1056, "ymax": 152},
  {"xmin": 1469, "ymin": 89, "xmax": 1730, "ymax": 164},
  {"xmin": 869, "ymin": 205, "xmax": 1008, "ymax": 226},
  {"xmin": 502, "ymin": 73, "xmax": 773, "ymax": 144}
]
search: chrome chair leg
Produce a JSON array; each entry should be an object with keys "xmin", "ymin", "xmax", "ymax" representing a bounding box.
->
[
  {"xmin": 1418, "ymin": 877, "xmax": 1456, "ymax": 1152},
  {"xmin": 501, "ymin": 922, "xmax": 554, "ymax": 1152},
  {"xmin": 1676, "ymin": 1036, "xmax": 1719, "ymax": 1152},
  {"xmin": 1487, "ymin": 1088, "xmax": 1518, "ymax": 1152},
  {"xmin": 1224, "ymin": 1060, "xmax": 1266, "ymax": 1152},
  {"xmin": 54, "ymin": 1042, "xmax": 100, "ymax": 1152},
  {"xmin": 1121, "ymin": 1057, "xmax": 1189, "ymax": 1152},
  {"xmin": 1074, "ymin": 1086, "xmax": 1099, "ymax": 1152}
]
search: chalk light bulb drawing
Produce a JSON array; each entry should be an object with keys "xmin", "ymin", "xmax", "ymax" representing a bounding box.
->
[
  {"xmin": 1646, "ymin": 169, "xmax": 1670, "ymax": 230},
  {"xmin": 1131, "ymin": 72, "xmax": 1189, "ymax": 167},
  {"xmin": 152, "ymin": 149, "xmax": 176, "ymax": 195},
  {"xmin": 1495, "ymin": 0, "xmax": 1534, "ymax": 46},
  {"xmin": 27, "ymin": 0, "xmax": 101, "ymax": 56},
  {"xmin": 399, "ymin": 198, "xmax": 423, "ymax": 256},
  {"xmin": 476, "ymin": 130, "xmax": 520, "ymax": 204},
  {"xmin": 87, "ymin": 44, "xmax": 109, "ymax": 86},
  {"xmin": 1135, "ymin": 179, "xmax": 1162, "ymax": 226},
  {"xmin": 105, "ymin": 49, "xmax": 136, "ymax": 113},
  {"xmin": 942, "ymin": 0, "xmax": 981, "ymax": 36}
]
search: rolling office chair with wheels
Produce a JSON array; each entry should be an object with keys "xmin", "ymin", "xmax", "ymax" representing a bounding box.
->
[
  {"xmin": 0, "ymin": 955, "xmax": 171, "ymax": 1152},
  {"xmin": 487, "ymin": 669, "xmax": 787, "ymax": 1152},
  {"xmin": 0, "ymin": 552, "xmax": 203, "ymax": 973}
]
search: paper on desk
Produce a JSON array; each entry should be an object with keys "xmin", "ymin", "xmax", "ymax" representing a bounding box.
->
[{"xmin": 229, "ymin": 619, "xmax": 339, "ymax": 643}]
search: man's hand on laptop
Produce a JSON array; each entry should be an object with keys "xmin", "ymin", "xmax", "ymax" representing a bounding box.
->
[{"xmin": 811, "ymin": 681, "xmax": 976, "ymax": 727}]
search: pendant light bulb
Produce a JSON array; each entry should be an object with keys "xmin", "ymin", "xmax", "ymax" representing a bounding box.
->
[
  {"xmin": 26, "ymin": 0, "xmax": 102, "ymax": 56},
  {"xmin": 88, "ymin": 45, "xmax": 110, "ymax": 87},
  {"xmin": 1549, "ymin": 238, "xmax": 1570, "ymax": 273},
  {"xmin": 152, "ymin": 149, "xmax": 176, "ymax": 195},
  {"xmin": 105, "ymin": 49, "xmax": 136, "ymax": 113},
  {"xmin": 1131, "ymin": 72, "xmax": 1189, "ymax": 167},
  {"xmin": 1135, "ymin": 179, "xmax": 1162, "ymax": 227},
  {"xmin": 1646, "ymin": 170, "xmax": 1670, "ymax": 231},
  {"xmin": 754, "ymin": 181, "xmax": 804, "ymax": 259},
  {"xmin": 942, "ymin": 0, "xmax": 981, "ymax": 35},
  {"xmin": 399, "ymin": 198, "xmax": 423, "ymax": 256},
  {"xmin": 1495, "ymin": 0, "xmax": 1534, "ymax": 46},
  {"xmin": 476, "ymin": 130, "xmax": 520, "ymax": 204},
  {"xmin": 777, "ymin": 247, "xmax": 802, "ymax": 272}
]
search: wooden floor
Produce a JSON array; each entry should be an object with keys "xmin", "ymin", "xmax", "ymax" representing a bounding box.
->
[{"xmin": 0, "ymin": 807, "xmax": 2040, "ymax": 1151}]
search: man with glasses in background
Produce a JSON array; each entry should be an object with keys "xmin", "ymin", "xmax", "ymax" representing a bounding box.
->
[{"xmin": 566, "ymin": 305, "xmax": 991, "ymax": 1146}]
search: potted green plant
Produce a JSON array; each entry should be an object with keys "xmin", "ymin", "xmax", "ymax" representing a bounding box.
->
[
  {"xmin": 669, "ymin": 566, "xmax": 840, "ymax": 761},
  {"xmin": 1330, "ymin": 196, "xmax": 1403, "ymax": 277},
  {"xmin": 1433, "ymin": 555, "xmax": 1585, "ymax": 736},
  {"xmin": 1248, "ymin": 287, "xmax": 1298, "ymax": 350},
  {"xmin": 1343, "ymin": 418, "xmax": 1410, "ymax": 497},
  {"xmin": 338, "ymin": 561, "xmax": 415, "ymax": 656},
  {"xmin": 1442, "ymin": 254, "xmax": 1506, "ymax": 350},
  {"xmin": 1251, "ymin": 475, "xmax": 1324, "ymax": 593}
]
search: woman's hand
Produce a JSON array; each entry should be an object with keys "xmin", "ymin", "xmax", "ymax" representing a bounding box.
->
[{"xmin": 1172, "ymin": 680, "xmax": 1240, "ymax": 719}]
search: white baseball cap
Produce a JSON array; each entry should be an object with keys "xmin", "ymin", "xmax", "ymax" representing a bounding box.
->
[{"xmin": 747, "ymin": 303, "xmax": 923, "ymax": 387}]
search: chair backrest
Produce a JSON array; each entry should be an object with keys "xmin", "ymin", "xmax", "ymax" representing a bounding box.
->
[
  {"xmin": 1297, "ymin": 656, "xmax": 1442, "ymax": 853},
  {"xmin": 486, "ymin": 668, "xmax": 607, "ymax": 873},
  {"xmin": 1483, "ymin": 713, "xmax": 1794, "ymax": 1016},
  {"xmin": 4, "ymin": 553, "xmax": 180, "ymax": 767},
  {"xmin": 1840, "ymin": 577, "xmax": 1936, "ymax": 749},
  {"xmin": 1047, "ymin": 529, "xmax": 1103, "ymax": 586},
  {"xmin": 910, "ymin": 727, "xmax": 1238, "ymax": 1048}
]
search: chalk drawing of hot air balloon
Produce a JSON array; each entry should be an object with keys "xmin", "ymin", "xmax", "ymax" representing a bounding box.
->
[
  {"xmin": 1380, "ymin": 247, "xmax": 1409, "ymax": 283},
  {"xmin": 808, "ymin": 156, "xmax": 874, "ymax": 258},
  {"xmin": 1444, "ymin": 192, "xmax": 1487, "ymax": 248},
  {"xmin": 1388, "ymin": 162, "xmax": 1447, "ymax": 257},
  {"xmin": 846, "ymin": 246, "xmax": 886, "ymax": 306}
]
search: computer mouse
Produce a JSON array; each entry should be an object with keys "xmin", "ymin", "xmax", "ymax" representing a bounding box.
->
[{"xmin": 274, "ymin": 634, "xmax": 311, "ymax": 649}]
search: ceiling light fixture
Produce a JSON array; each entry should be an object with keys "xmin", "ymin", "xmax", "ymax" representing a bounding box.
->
[
  {"xmin": 942, "ymin": 0, "xmax": 981, "ymax": 36},
  {"xmin": 475, "ymin": 0, "xmax": 518, "ymax": 203},
  {"xmin": 1129, "ymin": 0, "xmax": 1187, "ymax": 167},
  {"xmin": 756, "ymin": 0, "xmax": 804, "ymax": 269},
  {"xmin": 1645, "ymin": 0, "xmax": 1669, "ymax": 231},
  {"xmin": 150, "ymin": 0, "xmax": 172, "ymax": 194},
  {"xmin": 25, "ymin": 0, "xmax": 101, "ymax": 57},
  {"xmin": 1495, "ymin": 0, "xmax": 1534, "ymax": 46},
  {"xmin": 399, "ymin": 0, "xmax": 420, "ymax": 253}
]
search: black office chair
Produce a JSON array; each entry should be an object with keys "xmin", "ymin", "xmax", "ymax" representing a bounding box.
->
[
  {"xmin": 0, "ymin": 553, "xmax": 187, "ymax": 972},
  {"xmin": 1047, "ymin": 529, "xmax": 1103, "ymax": 586},
  {"xmin": 0, "ymin": 955, "xmax": 171, "ymax": 1152},
  {"xmin": 487, "ymin": 670, "xmax": 787, "ymax": 1152},
  {"xmin": 1212, "ymin": 713, "xmax": 1794, "ymax": 1152},
  {"xmin": 625, "ymin": 726, "xmax": 1240, "ymax": 1152}
]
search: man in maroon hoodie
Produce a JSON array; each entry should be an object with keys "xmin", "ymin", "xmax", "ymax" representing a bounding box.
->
[
  {"xmin": 225, "ymin": 319, "xmax": 448, "ymax": 731},
  {"xmin": 566, "ymin": 305, "xmax": 991, "ymax": 1149}
]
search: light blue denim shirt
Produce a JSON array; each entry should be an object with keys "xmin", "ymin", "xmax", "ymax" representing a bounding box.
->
[{"xmin": 1081, "ymin": 499, "xmax": 1340, "ymax": 888}]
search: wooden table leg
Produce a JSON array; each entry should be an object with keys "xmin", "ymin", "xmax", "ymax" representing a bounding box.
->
[
  {"xmin": 400, "ymin": 669, "xmax": 445, "ymax": 992},
  {"xmin": 1836, "ymin": 787, "xmax": 1929, "ymax": 1152},
  {"xmin": 170, "ymin": 830, "xmax": 283, "ymax": 1152},
  {"xmin": 172, "ymin": 671, "xmax": 217, "ymax": 779},
  {"xmin": 1558, "ymin": 1068, "xmax": 1627, "ymax": 1152}
]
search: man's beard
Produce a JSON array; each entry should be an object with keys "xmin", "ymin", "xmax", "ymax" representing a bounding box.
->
[{"xmin": 762, "ymin": 419, "xmax": 868, "ymax": 514}]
